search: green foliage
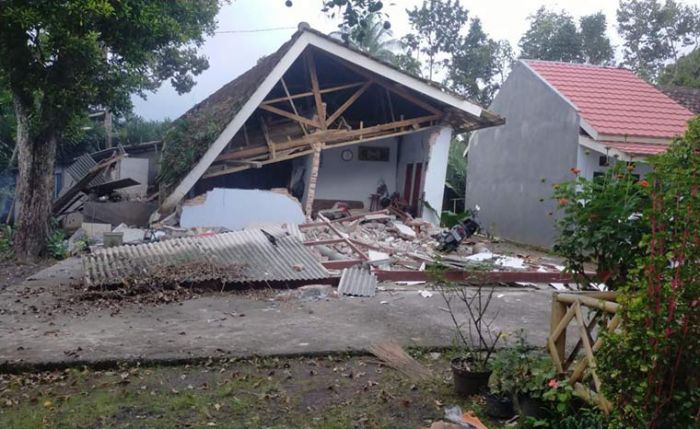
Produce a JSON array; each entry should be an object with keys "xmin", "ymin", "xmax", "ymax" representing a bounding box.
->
[
  {"xmin": 447, "ymin": 20, "xmax": 513, "ymax": 106},
  {"xmin": 321, "ymin": 0, "xmax": 389, "ymax": 33},
  {"xmin": 552, "ymin": 163, "xmax": 650, "ymax": 289},
  {"xmin": 46, "ymin": 229, "xmax": 67, "ymax": 260},
  {"xmin": 405, "ymin": 0, "xmax": 470, "ymax": 80},
  {"xmin": 659, "ymin": 48, "xmax": 700, "ymax": 88},
  {"xmin": 617, "ymin": 0, "xmax": 700, "ymax": 81},
  {"xmin": 446, "ymin": 138, "xmax": 467, "ymax": 201},
  {"xmin": 343, "ymin": 13, "xmax": 402, "ymax": 62},
  {"xmin": 159, "ymin": 117, "xmax": 223, "ymax": 187},
  {"xmin": 598, "ymin": 118, "xmax": 700, "ymax": 428},
  {"xmin": 0, "ymin": 223, "xmax": 14, "ymax": 258},
  {"xmin": 519, "ymin": 7, "xmax": 583, "ymax": 63},
  {"xmin": 489, "ymin": 332, "xmax": 554, "ymax": 398},
  {"xmin": 579, "ymin": 12, "xmax": 615, "ymax": 65},
  {"xmin": 118, "ymin": 115, "xmax": 172, "ymax": 145},
  {"xmin": 519, "ymin": 7, "xmax": 614, "ymax": 65}
]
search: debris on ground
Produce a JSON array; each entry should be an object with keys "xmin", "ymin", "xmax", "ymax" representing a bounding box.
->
[{"xmin": 368, "ymin": 340, "xmax": 433, "ymax": 382}]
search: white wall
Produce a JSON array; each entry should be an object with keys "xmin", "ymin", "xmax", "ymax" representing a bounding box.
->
[
  {"xmin": 314, "ymin": 137, "xmax": 399, "ymax": 208},
  {"xmin": 117, "ymin": 157, "xmax": 150, "ymax": 198},
  {"xmin": 577, "ymin": 145, "xmax": 653, "ymax": 180},
  {"xmin": 421, "ymin": 127, "xmax": 452, "ymax": 225}
]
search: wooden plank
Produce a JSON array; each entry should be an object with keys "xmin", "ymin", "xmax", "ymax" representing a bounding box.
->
[
  {"xmin": 203, "ymin": 148, "xmax": 314, "ymax": 179},
  {"xmin": 549, "ymin": 292, "xmax": 568, "ymax": 373},
  {"xmin": 565, "ymin": 311, "xmax": 601, "ymax": 369},
  {"xmin": 569, "ymin": 314, "xmax": 621, "ymax": 385},
  {"xmin": 575, "ymin": 303, "xmax": 602, "ymax": 393},
  {"xmin": 261, "ymin": 82, "xmax": 364, "ymax": 105},
  {"xmin": 216, "ymin": 114, "xmax": 442, "ymax": 163},
  {"xmin": 259, "ymin": 117, "xmax": 276, "ymax": 158},
  {"xmin": 322, "ymin": 259, "xmax": 364, "ymax": 270},
  {"xmin": 325, "ymin": 80, "xmax": 372, "ymax": 127},
  {"xmin": 557, "ymin": 294, "xmax": 619, "ymax": 313},
  {"xmin": 306, "ymin": 50, "xmax": 326, "ymax": 129},
  {"xmin": 339, "ymin": 60, "xmax": 442, "ymax": 115},
  {"xmin": 259, "ymin": 104, "xmax": 320, "ymax": 128},
  {"xmin": 280, "ymin": 77, "xmax": 308, "ymax": 136},
  {"xmin": 319, "ymin": 214, "xmax": 369, "ymax": 260}
]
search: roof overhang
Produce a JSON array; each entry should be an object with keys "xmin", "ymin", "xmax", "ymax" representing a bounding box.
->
[
  {"xmin": 578, "ymin": 136, "xmax": 668, "ymax": 161},
  {"xmin": 160, "ymin": 28, "xmax": 502, "ymax": 214}
]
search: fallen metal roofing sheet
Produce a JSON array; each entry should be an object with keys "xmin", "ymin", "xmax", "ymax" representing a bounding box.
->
[
  {"xmin": 337, "ymin": 266, "xmax": 377, "ymax": 297},
  {"xmin": 82, "ymin": 228, "xmax": 330, "ymax": 287},
  {"xmin": 66, "ymin": 154, "xmax": 106, "ymax": 186}
]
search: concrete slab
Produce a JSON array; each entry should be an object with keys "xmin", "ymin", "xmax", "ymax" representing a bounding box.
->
[{"xmin": 0, "ymin": 258, "xmax": 555, "ymax": 368}]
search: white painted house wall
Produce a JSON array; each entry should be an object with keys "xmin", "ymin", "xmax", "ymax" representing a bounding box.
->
[
  {"xmin": 576, "ymin": 145, "xmax": 653, "ymax": 180},
  {"xmin": 309, "ymin": 136, "xmax": 399, "ymax": 208}
]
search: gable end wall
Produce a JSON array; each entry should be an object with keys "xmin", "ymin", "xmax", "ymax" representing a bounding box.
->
[{"xmin": 465, "ymin": 62, "xmax": 580, "ymax": 247}]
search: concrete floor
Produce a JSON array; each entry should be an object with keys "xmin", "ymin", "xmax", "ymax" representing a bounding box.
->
[{"xmin": 0, "ymin": 258, "xmax": 555, "ymax": 368}]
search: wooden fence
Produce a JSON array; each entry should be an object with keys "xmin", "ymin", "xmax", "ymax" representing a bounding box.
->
[{"xmin": 547, "ymin": 291, "xmax": 620, "ymax": 414}]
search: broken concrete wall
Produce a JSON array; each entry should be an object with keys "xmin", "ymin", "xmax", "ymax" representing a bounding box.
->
[
  {"xmin": 115, "ymin": 157, "xmax": 149, "ymax": 198},
  {"xmin": 180, "ymin": 188, "xmax": 305, "ymax": 230},
  {"xmin": 422, "ymin": 127, "xmax": 452, "ymax": 225}
]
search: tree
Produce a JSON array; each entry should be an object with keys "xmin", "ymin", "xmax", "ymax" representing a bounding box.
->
[
  {"xmin": 447, "ymin": 19, "xmax": 513, "ymax": 106},
  {"xmin": 617, "ymin": 0, "xmax": 700, "ymax": 81},
  {"xmin": 580, "ymin": 13, "xmax": 615, "ymax": 65},
  {"xmin": 519, "ymin": 7, "xmax": 583, "ymax": 63},
  {"xmin": 659, "ymin": 48, "xmax": 700, "ymax": 87},
  {"xmin": 406, "ymin": 0, "xmax": 470, "ymax": 80},
  {"xmin": 0, "ymin": 1, "xmax": 219, "ymax": 260},
  {"xmin": 338, "ymin": 13, "xmax": 402, "ymax": 62}
]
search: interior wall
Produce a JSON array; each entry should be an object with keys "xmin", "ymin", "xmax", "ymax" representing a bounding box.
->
[{"xmin": 312, "ymin": 136, "xmax": 399, "ymax": 208}]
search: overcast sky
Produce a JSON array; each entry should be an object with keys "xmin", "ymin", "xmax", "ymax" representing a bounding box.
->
[{"xmin": 132, "ymin": 0, "xmax": 700, "ymax": 121}]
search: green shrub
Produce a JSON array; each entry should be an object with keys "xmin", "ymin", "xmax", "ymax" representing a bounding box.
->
[
  {"xmin": 0, "ymin": 223, "xmax": 13, "ymax": 258},
  {"xmin": 552, "ymin": 163, "xmax": 650, "ymax": 289},
  {"xmin": 598, "ymin": 120, "xmax": 700, "ymax": 428},
  {"xmin": 46, "ymin": 230, "xmax": 68, "ymax": 260}
]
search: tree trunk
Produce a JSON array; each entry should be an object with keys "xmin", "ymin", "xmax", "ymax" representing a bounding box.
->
[{"xmin": 12, "ymin": 95, "xmax": 56, "ymax": 261}]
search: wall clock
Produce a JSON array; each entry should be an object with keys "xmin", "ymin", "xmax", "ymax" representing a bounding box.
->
[{"xmin": 341, "ymin": 149, "xmax": 353, "ymax": 161}]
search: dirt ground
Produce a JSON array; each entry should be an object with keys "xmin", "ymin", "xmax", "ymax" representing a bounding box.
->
[
  {"xmin": 0, "ymin": 353, "xmax": 507, "ymax": 429},
  {"xmin": 0, "ymin": 259, "xmax": 52, "ymax": 291}
]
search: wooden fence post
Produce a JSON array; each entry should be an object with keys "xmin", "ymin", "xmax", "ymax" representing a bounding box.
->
[{"xmin": 550, "ymin": 292, "xmax": 567, "ymax": 373}]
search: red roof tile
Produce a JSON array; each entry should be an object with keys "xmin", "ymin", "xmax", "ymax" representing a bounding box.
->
[
  {"xmin": 603, "ymin": 141, "xmax": 669, "ymax": 156},
  {"xmin": 525, "ymin": 60, "xmax": 695, "ymax": 139}
]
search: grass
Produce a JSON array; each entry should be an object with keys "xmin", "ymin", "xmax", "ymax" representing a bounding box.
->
[{"xmin": 0, "ymin": 354, "xmax": 508, "ymax": 429}]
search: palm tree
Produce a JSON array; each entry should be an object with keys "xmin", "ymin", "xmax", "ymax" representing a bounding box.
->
[{"xmin": 334, "ymin": 15, "xmax": 403, "ymax": 62}]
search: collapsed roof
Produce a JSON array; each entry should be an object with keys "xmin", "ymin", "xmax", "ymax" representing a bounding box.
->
[{"xmin": 158, "ymin": 24, "xmax": 504, "ymax": 214}]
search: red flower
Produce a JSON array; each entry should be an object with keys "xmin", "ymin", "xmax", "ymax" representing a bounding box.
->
[
  {"xmin": 558, "ymin": 198, "xmax": 569, "ymax": 206},
  {"xmin": 570, "ymin": 167, "xmax": 581, "ymax": 175},
  {"xmin": 548, "ymin": 379, "xmax": 559, "ymax": 389},
  {"xmin": 638, "ymin": 179, "xmax": 650, "ymax": 188}
]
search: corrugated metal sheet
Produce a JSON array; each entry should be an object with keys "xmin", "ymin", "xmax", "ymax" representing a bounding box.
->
[
  {"xmin": 82, "ymin": 229, "xmax": 330, "ymax": 287},
  {"xmin": 66, "ymin": 154, "xmax": 106, "ymax": 186},
  {"xmin": 338, "ymin": 266, "xmax": 377, "ymax": 297}
]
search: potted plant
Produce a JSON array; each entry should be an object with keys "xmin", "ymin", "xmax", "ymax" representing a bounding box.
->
[
  {"xmin": 436, "ymin": 282, "xmax": 502, "ymax": 396},
  {"xmin": 488, "ymin": 331, "xmax": 555, "ymax": 419},
  {"xmin": 514, "ymin": 355, "xmax": 555, "ymax": 419}
]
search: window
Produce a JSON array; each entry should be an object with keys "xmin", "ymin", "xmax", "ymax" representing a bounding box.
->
[
  {"xmin": 358, "ymin": 146, "xmax": 390, "ymax": 162},
  {"xmin": 598, "ymin": 155, "xmax": 609, "ymax": 167}
]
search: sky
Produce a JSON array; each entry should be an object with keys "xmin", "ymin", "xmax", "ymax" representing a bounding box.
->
[{"xmin": 132, "ymin": 0, "xmax": 700, "ymax": 121}]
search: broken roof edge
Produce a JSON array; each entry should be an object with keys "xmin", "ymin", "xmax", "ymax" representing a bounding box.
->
[{"xmin": 157, "ymin": 24, "xmax": 502, "ymax": 217}]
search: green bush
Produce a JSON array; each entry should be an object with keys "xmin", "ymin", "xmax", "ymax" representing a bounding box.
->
[
  {"xmin": 46, "ymin": 229, "xmax": 68, "ymax": 260},
  {"xmin": 598, "ymin": 120, "xmax": 700, "ymax": 428},
  {"xmin": 552, "ymin": 163, "xmax": 650, "ymax": 289}
]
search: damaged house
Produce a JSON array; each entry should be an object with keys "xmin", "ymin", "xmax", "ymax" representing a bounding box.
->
[{"xmin": 155, "ymin": 23, "xmax": 503, "ymax": 228}]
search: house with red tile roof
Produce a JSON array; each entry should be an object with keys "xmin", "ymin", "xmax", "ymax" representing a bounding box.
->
[{"xmin": 465, "ymin": 60, "xmax": 696, "ymax": 247}]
